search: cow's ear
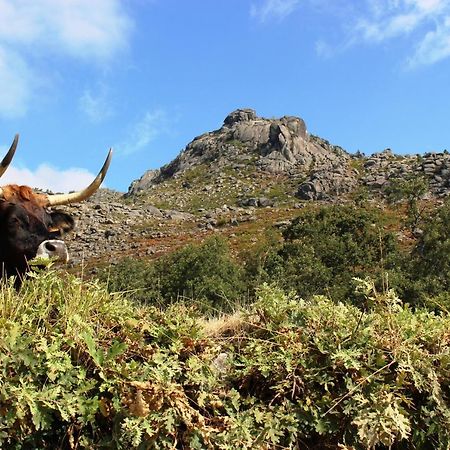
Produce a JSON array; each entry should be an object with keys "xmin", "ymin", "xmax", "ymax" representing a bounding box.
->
[{"xmin": 49, "ymin": 211, "xmax": 75, "ymax": 234}]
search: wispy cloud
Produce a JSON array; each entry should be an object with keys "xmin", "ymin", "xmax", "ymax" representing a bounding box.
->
[
  {"xmin": 0, "ymin": 164, "xmax": 98, "ymax": 193},
  {"xmin": 250, "ymin": 0, "xmax": 301, "ymax": 23},
  {"xmin": 79, "ymin": 85, "xmax": 115, "ymax": 123},
  {"xmin": 352, "ymin": 0, "xmax": 450, "ymax": 66},
  {"xmin": 312, "ymin": 0, "xmax": 450, "ymax": 67},
  {"xmin": 407, "ymin": 14, "xmax": 450, "ymax": 66},
  {"xmin": 0, "ymin": 0, "xmax": 132, "ymax": 118},
  {"xmin": 356, "ymin": 0, "xmax": 444, "ymax": 41},
  {"xmin": 119, "ymin": 110, "xmax": 170, "ymax": 156}
]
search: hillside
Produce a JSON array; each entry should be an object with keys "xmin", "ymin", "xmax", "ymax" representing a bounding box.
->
[
  {"xmin": 127, "ymin": 108, "xmax": 450, "ymax": 206},
  {"xmin": 3, "ymin": 111, "xmax": 450, "ymax": 449},
  {"xmin": 62, "ymin": 109, "xmax": 449, "ymax": 271}
]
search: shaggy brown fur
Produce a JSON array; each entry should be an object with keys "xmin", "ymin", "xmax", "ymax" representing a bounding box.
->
[{"xmin": 1, "ymin": 185, "xmax": 48, "ymax": 207}]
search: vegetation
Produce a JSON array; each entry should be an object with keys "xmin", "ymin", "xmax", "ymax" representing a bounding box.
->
[
  {"xmin": 103, "ymin": 201, "xmax": 450, "ymax": 310},
  {"xmin": 1, "ymin": 272, "xmax": 450, "ymax": 448},
  {"xmin": 101, "ymin": 236, "xmax": 246, "ymax": 312},
  {"xmin": 399, "ymin": 198, "xmax": 450, "ymax": 308},
  {"xmin": 255, "ymin": 205, "xmax": 399, "ymax": 304},
  {"xmin": 384, "ymin": 175, "xmax": 430, "ymax": 233},
  {"xmin": 2, "ymin": 199, "xmax": 450, "ymax": 448}
]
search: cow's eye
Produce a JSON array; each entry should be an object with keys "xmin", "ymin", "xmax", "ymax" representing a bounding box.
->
[{"xmin": 48, "ymin": 226, "xmax": 62, "ymax": 237}]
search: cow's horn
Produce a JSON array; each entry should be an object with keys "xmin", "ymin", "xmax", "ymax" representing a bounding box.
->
[
  {"xmin": 0, "ymin": 134, "xmax": 19, "ymax": 178},
  {"xmin": 46, "ymin": 149, "xmax": 112, "ymax": 206}
]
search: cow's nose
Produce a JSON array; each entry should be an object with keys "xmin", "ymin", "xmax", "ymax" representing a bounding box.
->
[{"xmin": 36, "ymin": 240, "xmax": 69, "ymax": 263}]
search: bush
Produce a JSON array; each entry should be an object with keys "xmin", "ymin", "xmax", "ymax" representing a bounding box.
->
[
  {"xmin": 400, "ymin": 198, "xmax": 450, "ymax": 307},
  {"xmin": 154, "ymin": 235, "xmax": 247, "ymax": 311},
  {"xmin": 220, "ymin": 281, "xmax": 450, "ymax": 449},
  {"xmin": 384, "ymin": 175, "xmax": 429, "ymax": 232},
  {"xmin": 100, "ymin": 236, "xmax": 247, "ymax": 312},
  {"xmin": 99, "ymin": 257, "xmax": 160, "ymax": 304},
  {"xmin": 258, "ymin": 205, "xmax": 399, "ymax": 303},
  {"xmin": 2, "ymin": 273, "xmax": 450, "ymax": 448}
]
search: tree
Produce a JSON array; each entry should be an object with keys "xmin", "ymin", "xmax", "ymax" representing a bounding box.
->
[
  {"xmin": 155, "ymin": 235, "xmax": 246, "ymax": 311},
  {"xmin": 410, "ymin": 198, "xmax": 450, "ymax": 301},
  {"xmin": 260, "ymin": 205, "xmax": 398, "ymax": 303},
  {"xmin": 384, "ymin": 175, "xmax": 429, "ymax": 233}
]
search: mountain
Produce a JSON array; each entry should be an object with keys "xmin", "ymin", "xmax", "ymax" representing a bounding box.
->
[
  {"xmin": 61, "ymin": 109, "xmax": 450, "ymax": 271},
  {"xmin": 127, "ymin": 109, "xmax": 450, "ymax": 206}
]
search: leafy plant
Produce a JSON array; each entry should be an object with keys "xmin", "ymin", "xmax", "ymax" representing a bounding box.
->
[
  {"xmin": 100, "ymin": 236, "xmax": 247, "ymax": 312},
  {"xmin": 257, "ymin": 205, "xmax": 399, "ymax": 303},
  {"xmin": 403, "ymin": 197, "xmax": 450, "ymax": 306},
  {"xmin": 384, "ymin": 175, "xmax": 429, "ymax": 232},
  {"xmin": 154, "ymin": 235, "xmax": 247, "ymax": 311},
  {"xmin": 1, "ymin": 271, "xmax": 450, "ymax": 448}
]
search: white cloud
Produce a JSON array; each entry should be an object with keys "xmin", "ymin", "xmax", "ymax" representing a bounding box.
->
[
  {"xmin": 119, "ymin": 110, "xmax": 170, "ymax": 156},
  {"xmin": 79, "ymin": 86, "xmax": 114, "ymax": 123},
  {"xmin": 250, "ymin": 0, "xmax": 300, "ymax": 22},
  {"xmin": 0, "ymin": 165, "xmax": 98, "ymax": 193},
  {"xmin": 355, "ymin": 0, "xmax": 444, "ymax": 41},
  {"xmin": 351, "ymin": 0, "xmax": 450, "ymax": 66},
  {"xmin": 407, "ymin": 16, "xmax": 450, "ymax": 66},
  {"xmin": 0, "ymin": 0, "xmax": 132, "ymax": 118},
  {"xmin": 0, "ymin": 0, "xmax": 132, "ymax": 60}
]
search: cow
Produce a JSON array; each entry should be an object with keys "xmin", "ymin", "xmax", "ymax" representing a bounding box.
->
[{"xmin": 0, "ymin": 134, "xmax": 112, "ymax": 283}]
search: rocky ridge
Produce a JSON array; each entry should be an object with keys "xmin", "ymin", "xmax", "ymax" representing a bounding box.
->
[
  {"xmin": 62, "ymin": 188, "xmax": 277, "ymax": 268},
  {"xmin": 128, "ymin": 109, "xmax": 450, "ymax": 202}
]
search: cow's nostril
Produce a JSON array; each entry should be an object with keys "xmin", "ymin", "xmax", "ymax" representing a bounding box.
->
[
  {"xmin": 36, "ymin": 239, "xmax": 69, "ymax": 263},
  {"xmin": 45, "ymin": 242, "xmax": 56, "ymax": 252}
]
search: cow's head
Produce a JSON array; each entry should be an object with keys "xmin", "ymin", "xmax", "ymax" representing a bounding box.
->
[{"xmin": 0, "ymin": 135, "xmax": 112, "ymax": 281}]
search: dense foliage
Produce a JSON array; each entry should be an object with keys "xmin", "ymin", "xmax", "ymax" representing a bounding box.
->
[
  {"xmin": 101, "ymin": 236, "xmax": 246, "ymax": 312},
  {"xmin": 1, "ymin": 272, "xmax": 450, "ymax": 448},
  {"xmin": 398, "ymin": 199, "xmax": 450, "ymax": 308},
  {"xmin": 258, "ymin": 205, "xmax": 399, "ymax": 304},
  {"xmin": 103, "ymin": 201, "xmax": 450, "ymax": 311},
  {"xmin": 3, "ymin": 200, "xmax": 450, "ymax": 448}
]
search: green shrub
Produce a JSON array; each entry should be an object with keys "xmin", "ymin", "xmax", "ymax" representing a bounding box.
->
[
  {"xmin": 257, "ymin": 205, "xmax": 399, "ymax": 303},
  {"xmin": 225, "ymin": 281, "xmax": 450, "ymax": 449},
  {"xmin": 1, "ymin": 272, "xmax": 450, "ymax": 448},
  {"xmin": 99, "ymin": 257, "xmax": 161, "ymax": 304},
  {"xmin": 100, "ymin": 236, "xmax": 247, "ymax": 312},
  {"xmin": 384, "ymin": 175, "xmax": 429, "ymax": 232},
  {"xmin": 154, "ymin": 235, "xmax": 247, "ymax": 312},
  {"xmin": 399, "ymin": 198, "xmax": 450, "ymax": 307}
]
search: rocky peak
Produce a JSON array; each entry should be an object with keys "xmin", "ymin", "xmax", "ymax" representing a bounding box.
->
[
  {"xmin": 223, "ymin": 108, "xmax": 257, "ymax": 126},
  {"xmin": 127, "ymin": 109, "xmax": 351, "ymax": 195},
  {"xmin": 127, "ymin": 108, "xmax": 450, "ymax": 202}
]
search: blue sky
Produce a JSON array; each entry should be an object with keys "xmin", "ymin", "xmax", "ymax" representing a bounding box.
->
[{"xmin": 1, "ymin": 0, "xmax": 450, "ymax": 192}]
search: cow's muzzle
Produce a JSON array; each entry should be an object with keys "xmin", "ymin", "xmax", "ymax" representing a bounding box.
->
[{"xmin": 36, "ymin": 240, "xmax": 69, "ymax": 263}]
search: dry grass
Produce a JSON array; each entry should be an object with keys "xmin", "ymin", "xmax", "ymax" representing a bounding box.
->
[{"xmin": 201, "ymin": 310, "xmax": 249, "ymax": 338}]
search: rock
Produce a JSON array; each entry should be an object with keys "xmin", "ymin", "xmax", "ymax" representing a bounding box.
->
[
  {"xmin": 258, "ymin": 197, "xmax": 274, "ymax": 207},
  {"xmin": 125, "ymin": 169, "xmax": 161, "ymax": 196},
  {"xmin": 164, "ymin": 210, "xmax": 195, "ymax": 221},
  {"xmin": 237, "ymin": 198, "xmax": 259, "ymax": 207},
  {"xmin": 237, "ymin": 197, "xmax": 275, "ymax": 208},
  {"xmin": 145, "ymin": 205, "xmax": 163, "ymax": 217},
  {"xmin": 223, "ymin": 109, "xmax": 257, "ymax": 126},
  {"xmin": 126, "ymin": 109, "xmax": 352, "ymax": 195},
  {"xmin": 296, "ymin": 167, "xmax": 358, "ymax": 201}
]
